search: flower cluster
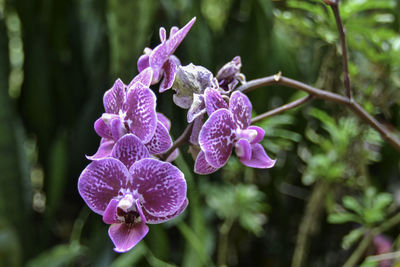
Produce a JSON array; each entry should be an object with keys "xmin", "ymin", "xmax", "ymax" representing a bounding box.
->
[{"xmin": 78, "ymin": 17, "xmax": 275, "ymax": 253}]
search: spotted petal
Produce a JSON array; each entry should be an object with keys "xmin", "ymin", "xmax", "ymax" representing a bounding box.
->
[
  {"xmin": 204, "ymin": 87, "xmax": 228, "ymax": 116},
  {"xmin": 129, "ymin": 158, "xmax": 186, "ymax": 217},
  {"xmin": 167, "ymin": 17, "xmax": 196, "ymax": 55},
  {"xmin": 103, "ymin": 79, "xmax": 125, "ymax": 114},
  {"xmin": 157, "ymin": 112, "xmax": 171, "ymax": 131},
  {"xmin": 78, "ymin": 158, "xmax": 130, "ymax": 215},
  {"xmin": 127, "ymin": 67, "xmax": 153, "ymax": 89},
  {"xmin": 149, "ymin": 42, "xmax": 168, "ymax": 83},
  {"xmin": 194, "ymin": 151, "xmax": 219, "ymax": 174},
  {"xmin": 108, "ymin": 222, "xmax": 149, "ymax": 253},
  {"xmin": 159, "ymin": 58, "xmax": 178, "ymax": 92},
  {"xmin": 239, "ymin": 143, "xmax": 276, "ymax": 169},
  {"xmin": 199, "ymin": 108, "xmax": 236, "ymax": 168},
  {"xmin": 123, "ymin": 82, "xmax": 157, "ymax": 143},
  {"xmin": 229, "ymin": 91, "xmax": 252, "ymax": 129},
  {"xmin": 145, "ymin": 121, "xmax": 172, "ymax": 155},
  {"xmin": 144, "ymin": 198, "xmax": 188, "ymax": 224},
  {"xmin": 137, "ymin": 53, "xmax": 150, "ymax": 73},
  {"xmin": 111, "ymin": 134, "xmax": 150, "ymax": 168}
]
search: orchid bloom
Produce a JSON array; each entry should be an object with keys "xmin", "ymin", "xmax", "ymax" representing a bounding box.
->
[
  {"xmin": 195, "ymin": 89, "xmax": 276, "ymax": 174},
  {"xmin": 78, "ymin": 134, "xmax": 187, "ymax": 252},
  {"xmin": 90, "ymin": 69, "xmax": 172, "ymax": 159},
  {"xmin": 137, "ymin": 17, "xmax": 196, "ymax": 92}
]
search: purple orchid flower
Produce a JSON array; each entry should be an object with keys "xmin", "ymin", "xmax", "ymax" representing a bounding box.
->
[
  {"xmin": 90, "ymin": 69, "xmax": 172, "ymax": 159},
  {"xmin": 195, "ymin": 90, "xmax": 276, "ymax": 174},
  {"xmin": 137, "ymin": 17, "xmax": 196, "ymax": 92},
  {"xmin": 78, "ymin": 134, "xmax": 187, "ymax": 252}
]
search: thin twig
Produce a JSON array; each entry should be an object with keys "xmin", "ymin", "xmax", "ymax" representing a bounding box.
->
[
  {"xmin": 331, "ymin": 1, "xmax": 352, "ymax": 99},
  {"xmin": 237, "ymin": 75, "xmax": 400, "ymax": 152},
  {"xmin": 160, "ymin": 122, "xmax": 193, "ymax": 161},
  {"xmin": 251, "ymin": 95, "xmax": 313, "ymax": 124}
]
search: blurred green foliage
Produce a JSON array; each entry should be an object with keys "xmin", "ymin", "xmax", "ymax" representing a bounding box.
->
[{"xmin": 0, "ymin": 0, "xmax": 400, "ymax": 266}]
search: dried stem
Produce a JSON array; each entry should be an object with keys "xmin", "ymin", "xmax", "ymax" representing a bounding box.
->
[
  {"xmin": 251, "ymin": 95, "xmax": 313, "ymax": 124},
  {"xmin": 330, "ymin": 1, "xmax": 352, "ymax": 99},
  {"xmin": 160, "ymin": 122, "xmax": 193, "ymax": 161},
  {"xmin": 237, "ymin": 75, "xmax": 400, "ymax": 152}
]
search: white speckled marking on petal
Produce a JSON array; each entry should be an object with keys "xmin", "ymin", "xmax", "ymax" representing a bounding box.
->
[
  {"xmin": 123, "ymin": 82, "xmax": 157, "ymax": 143},
  {"xmin": 103, "ymin": 79, "xmax": 126, "ymax": 114},
  {"xmin": 145, "ymin": 121, "xmax": 172, "ymax": 155},
  {"xmin": 111, "ymin": 134, "xmax": 150, "ymax": 169},
  {"xmin": 129, "ymin": 158, "xmax": 186, "ymax": 217},
  {"xmin": 199, "ymin": 108, "xmax": 236, "ymax": 168},
  {"xmin": 229, "ymin": 90, "xmax": 252, "ymax": 129},
  {"xmin": 78, "ymin": 158, "xmax": 130, "ymax": 215}
]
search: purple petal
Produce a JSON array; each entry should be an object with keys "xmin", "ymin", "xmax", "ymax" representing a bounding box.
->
[
  {"xmin": 235, "ymin": 139, "xmax": 252, "ymax": 161},
  {"xmin": 111, "ymin": 134, "xmax": 150, "ymax": 168},
  {"xmin": 145, "ymin": 121, "xmax": 172, "ymax": 155},
  {"xmin": 239, "ymin": 143, "xmax": 276, "ymax": 169},
  {"xmin": 190, "ymin": 115, "xmax": 204, "ymax": 145},
  {"xmin": 194, "ymin": 151, "xmax": 219, "ymax": 174},
  {"xmin": 204, "ymin": 87, "xmax": 228, "ymax": 116},
  {"xmin": 167, "ymin": 17, "xmax": 196, "ymax": 55},
  {"xmin": 169, "ymin": 55, "xmax": 181, "ymax": 66},
  {"xmin": 127, "ymin": 67, "xmax": 154, "ymax": 89},
  {"xmin": 78, "ymin": 158, "xmax": 130, "ymax": 215},
  {"xmin": 137, "ymin": 53, "xmax": 150, "ymax": 73},
  {"xmin": 159, "ymin": 27, "xmax": 167, "ymax": 43},
  {"xmin": 103, "ymin": 79, "xmax": 126, "ymax": 114},
  {"xmin": 144, "ymin": 198, "xmax": 188, "ymax": 224},
  {"xmin": 229, "ymin": 91, "xmax": 252, "ymax": 129},
  {"xmin": 94, "ymin": 117, "xmax": 112, "ymax": 139},
  {"xmin": 86, "ymin": 139, "xmax": 114, "ymax": 160},
  {"xmin": 149, "ymin": 42, "xmax": 168, "ymax": 83},
  {"xmin": 199, "ymin": 108, "xmax": 236, "ymax": 168},
  {"xmin": 108, "ymin": 222, "xmax": 149, "ymax": 253},
  {"xmin": 110, "ymin": 118, "xmax": 127, "ymax": 141},
  {"xmin": 157, "ymin": 112, "xmax": 171, "ymax": 131},
  {"xmin": 129, "ymin": 158, "xmax": 186, "ymax": 217},
  {"xmin": 123, "ymin": 83, "xmax": 157, "ymax": 143},
  {"xmin": 248, "ymin": 125, "xmax": 265, "ymax": 144},
  {"xmin": 166, "ymin": 148, "xmax": 180, "ymax": 162},
  {"xmin": 159, "ymin": 59, "xmax": 177, "ymax": 93},
  {"xmin": 103, "ymin": 198, "xmax": 120, "ymax": 224},
  {"xmin": 170, "ymin": 26, "xmax": 179, "ymax": 37}
]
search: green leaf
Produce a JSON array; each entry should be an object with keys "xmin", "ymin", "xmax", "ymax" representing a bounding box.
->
[
  {"xmin": 111, "ymin": 243, "xmax": 147, "ymax": 267},
  {"xmin": 26, "ymin": 244, "xmax": 84, "ymax": 267},
  {"xmin": 341, "ymin": 227, "xmax": 365, "ymax": 250},
  {"xmin": 327, "ymin": 212, "xmax": 361, "ymax": 224},
  {"xmin": 342, "ymin": 196, "xmax": 363, "ymax": 216}
]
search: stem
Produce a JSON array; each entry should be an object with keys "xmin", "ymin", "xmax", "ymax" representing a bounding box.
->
[
  {"xmin": 331, "ymin": 1, "xmax": 352, "ymax": 99},
  {"xmin": 251, "ymin": 95, "xmax": 313, "ymax": 124},
  {"xmin": 291, "ymin": 181, "xmax": 329, "ymax": 267},
  {"xmin": 160, "ymin": 122, "xmax": 193, "ymax": 161},
  {"xmin": 343, "ymin": 211, "xmax": 400, "ymax": 267},
  {"xmin": 217, "ymin": 219, "xmax": 234, "ymax": 267},
  {"xmin": 237, "ymin": 75, "xmax": 400, "ymax": 152}
]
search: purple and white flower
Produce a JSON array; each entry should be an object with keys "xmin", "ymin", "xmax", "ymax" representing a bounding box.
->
[
  {"xmin": 138, "ymin": 17, "xmax": 196, "ymax": 92},
  {"xmin": 78, "ymin": 134, "xmax": 187, "ymax": 252},
  {"xmin": 195, "ymin": 90, "xmax": 276, "ymax": 174}
]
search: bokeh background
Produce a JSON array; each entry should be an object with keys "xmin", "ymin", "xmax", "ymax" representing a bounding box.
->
[{"xmin": 1, "ymin": 0, "xmax": 400, "ymax": 266}]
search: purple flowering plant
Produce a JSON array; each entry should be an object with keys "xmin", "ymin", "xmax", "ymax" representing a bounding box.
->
[{"xmin": 77, "ymin": 17, "xmax": 276, "ymax": 253}]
